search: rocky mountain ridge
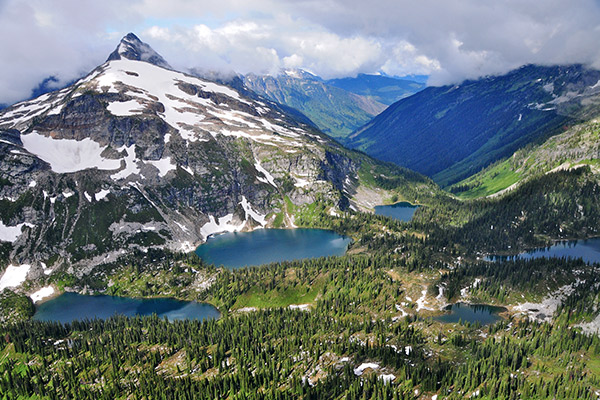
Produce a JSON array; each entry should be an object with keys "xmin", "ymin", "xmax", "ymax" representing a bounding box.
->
[{"xmin": 449, "ymin": 116, "xmax": 600, "ymax": 199}]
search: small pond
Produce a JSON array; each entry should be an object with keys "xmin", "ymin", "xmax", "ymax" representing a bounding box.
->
[
  {"xmin": 195, "ymin": 228, "xmax": 351, "ymax": 268},
  {"xmin": 486, "ymin": 238, "xmax": 600, "ymax": 264},
  {"xmin": 374, "ymin": 202, "xmax": 419, "ymax": 222},
  {"xmin": 33, "ymin": 292, "xmax": 220, "ymax": 323},
  {"xmin": 434, "ymin": 303, "xmax": 506, "ymax": 325}
]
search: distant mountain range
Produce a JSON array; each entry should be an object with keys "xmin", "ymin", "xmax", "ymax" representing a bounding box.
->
[
  {"xmin": 326, "ymin": 73, "xmax": 426, "ymax": 105},
  {"xmin": 242, "ymin": 71, "xmax": 425, "ymax": 139},
  {"xmin": 242, "ymin": 70, "xmax": 386, "ymax": 139},
  {"xmin": 347, "ymin": 64, "xmax": 600, "ymax": 186}
]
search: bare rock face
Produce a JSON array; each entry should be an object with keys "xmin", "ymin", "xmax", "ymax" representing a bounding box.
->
[{"xmin": 0, "ymin": 33, "xmax": 362, "ymax": 275}]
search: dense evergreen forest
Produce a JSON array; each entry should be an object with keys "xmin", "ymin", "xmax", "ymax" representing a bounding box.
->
[
  {"xmin": 2, "ymin": 294, "xmax": 600, "ymax": 399},
  {"xmin": 3, "ymin": 167, "xmax": 600, "ymax": 398}
]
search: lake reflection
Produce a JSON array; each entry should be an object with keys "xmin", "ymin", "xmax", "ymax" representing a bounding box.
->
[
  {"xmin": 33, "ymin": 292, "xmax": 220, "ymax": 323},
  {"xmin": 486, "ymin": 238, "xmax": 600, "ymax": 264},
  {"xmin": 374, "ymin": 202, "xmax": 418, "ymax": 222},
  {"xmin": 195, "ymin": 228, "xmax": 350, "ymax": 268},
  {"xmin": 434, "ymin": 303, "xmax": 506, "ymax": 325}
]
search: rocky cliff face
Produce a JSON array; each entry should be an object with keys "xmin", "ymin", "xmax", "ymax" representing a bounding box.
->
[{"xmin": 0, "ymin": 34, "xmax": 377, "ymax": 279}]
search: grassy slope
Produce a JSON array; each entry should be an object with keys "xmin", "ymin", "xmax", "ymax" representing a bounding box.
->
[{"xmin": 450, "ymin": 118, "xmax": 600, "ymax": 199}]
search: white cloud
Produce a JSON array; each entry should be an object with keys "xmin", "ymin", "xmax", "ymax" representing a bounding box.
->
[
  {"xmin": 1, "ymin": 0, "xmax": 600, "ymax": 105},
  {"xmin": 381, "ymin": 41, "xmax": 441, "ymax": 77}
]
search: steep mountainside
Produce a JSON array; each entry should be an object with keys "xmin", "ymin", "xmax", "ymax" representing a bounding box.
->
[
  {"xmin": 0, "ymin": 33, "xmax": 436, "ymax": 279},
  {"xmin": 242, "ymin": 70, "xmax": 386, "ymax": 139},
  {"xmin": 347, "ymin": 64, "xmax": 600, "ymax": 186},
  {"xmin": 326, "ymin": 73, "xmax": 425, "ymax": 105},
  {"xmin": 449, "ymin": 117, "xmax": 600, "ymax": 199}
]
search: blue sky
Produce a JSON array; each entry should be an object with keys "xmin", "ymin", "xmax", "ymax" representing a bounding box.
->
[{"xmin": 1, "ymin": 0, "xmax": 600, "ymax": 105}]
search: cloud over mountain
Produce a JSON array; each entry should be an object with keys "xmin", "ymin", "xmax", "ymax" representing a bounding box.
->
[{"xmin": 1, "ymin": 0, "xmax": 599, "ymax": 105}]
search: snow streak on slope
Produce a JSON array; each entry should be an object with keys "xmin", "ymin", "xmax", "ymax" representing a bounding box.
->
[{"xmin": 254, "ymin": 161, "xmax": 277, "ymax": 187}]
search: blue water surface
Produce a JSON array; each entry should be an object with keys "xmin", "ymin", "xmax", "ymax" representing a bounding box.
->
[
  {"xmin": 374, "ymin": 202, "xmax": 418, "ymax": 222},
  {"xmin": 195, "ymin": 228, "xmax": 350, "ymax": 268},
  {"xmin": 486, "ymin": 238, "xmax": 600, "ymax": 264},
  {"xmin": 33, "ymin": 292, "xmax": 220, "ymax": 323},
  {"xmin": 434, "ymin": 303, "xmax": 506, "ymax": 325}
]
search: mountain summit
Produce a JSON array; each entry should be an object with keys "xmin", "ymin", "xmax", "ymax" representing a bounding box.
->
[{"xmin": 106, "ymin": 32, "xmax": 171, "ymax": 69}]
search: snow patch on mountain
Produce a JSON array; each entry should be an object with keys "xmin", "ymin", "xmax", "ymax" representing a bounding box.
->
[
  {"xmin": 200, "ymin": 214, "xmax": 242, "ymax": 238},
  {"xmin": 354, "ymin": 363, "xmax": 379, "ymax": 376},
  {"xmin": 95, "ymin": 189, "xmax": 110, "ymax": 201},
  {"xmin": 200, "ymin": 197, "xmax": 266, "ymax": 239},
  {"xmin": 147, "ymin": 157, "xmax": 176, "ymax": 177},
  {"xmin": 107, "ymin": 99, "xmax": 146, "ymax": 116},
  {"xmin": 0, "ymin": 221, "xmax": 31, "ymax": 243},
  {"xmin": 21, "ymin": 131, "xmax": 122, "ymax": 173},
  {"xmin": 110, "ymin": 145, "xmax": 139, "ymax": 180},
  {"xmin": 0, "ymin": 264, "xmax": 31, "ymax": 290},
  {"xmin": 30, "ymin": 286, "xmax": 55, "ymax": 303}
]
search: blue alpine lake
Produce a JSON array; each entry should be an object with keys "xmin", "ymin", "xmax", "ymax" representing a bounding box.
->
[
  {"xmin": 486, "ymin": 238, "xmax": 600, "ymax": 264},
  {"xmin": 434, "ymin": 303, "xmax": 506, "ymax": 325},
  {"xmin": 33, "ymin": 292, "xmax": 220, "ymax": 323},
  {"xmin": 374, "ymin": 202, "xmax": 419, "ymax": 222},
  {"xmin": 195, "ymin": 228, "xmax": 351, "ymax": 268}
]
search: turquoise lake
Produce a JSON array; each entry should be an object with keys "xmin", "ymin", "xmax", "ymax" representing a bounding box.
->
[
  {"xmin": 195, "ymin": 228, "xmax": 351, "ymax": 268},
  {"xmin": 33, "ymin": 292, "xmax": 220, "ymax": 323},
  {"xmin": 434, "ymin": 303, "xmax": 506, "ymax": 325},
  {"xmin": 486, "ymin": 238, "xmax": 600, "ymax": 264},
  {"xmin": 374, "ymin": 202, "xmax": 419, "ymax": 222}
]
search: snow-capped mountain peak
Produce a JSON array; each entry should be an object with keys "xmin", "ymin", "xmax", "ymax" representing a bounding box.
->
[
  {"xmin": 106, "ymin": 33, "xmax": 171, "ymax": 69},
  {"xmin": 281, "ymin": 68, "xmax": 319, "ymax": 80},
  {"xmin": 0, "ymin": 32, "xmax": 404, "ymax": 278}
]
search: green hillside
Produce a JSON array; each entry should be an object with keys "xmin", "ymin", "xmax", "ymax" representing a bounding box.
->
[
  {"xmin": 347, "ymin": 64, "xmax": 600, "ymax": 186},
  {"xmin": 450, "ymin": 118, "xmax": 600, "ymax": 199}
]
